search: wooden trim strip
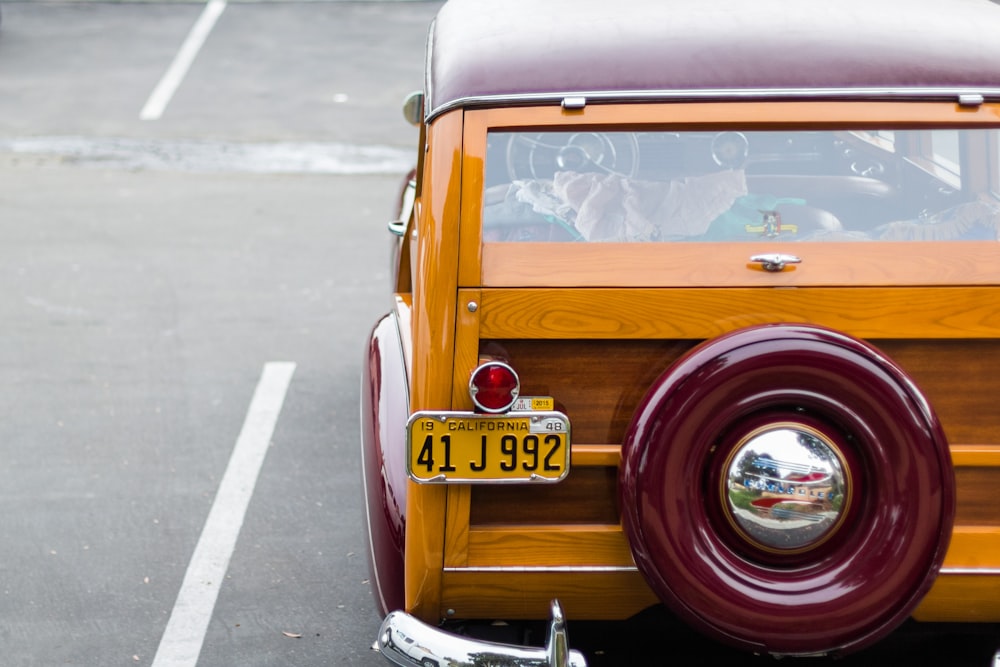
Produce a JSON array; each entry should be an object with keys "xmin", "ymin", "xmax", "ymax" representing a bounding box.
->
[
  {"xmin": 569, "ymin": 443, "xmax": 999, "ymax": 466},
  {"xmin": 440, "ymin": 570, "xmax": 658, "ymax": 620},
  {"xmin": 482, "ymin": 242, "xmax": 1000, "ymax": 288},
  {"xmin": 405, "ymin": 110, "xmax": 465, "ymax": 621},
  {"xmin": 442, "ymin": 289, "xmax": 483, "ymax": 569},
  {"xmin": 941, "ymin": 526, "xmax": 1000, "ymax": 569},
  {"xmin": 469, "ymin": 101, "xmax": 1000, "ymax": 131},
  {"xmin": 914, "ymin": 573, "xmax": 1000, "ymax": 622},
  {"xmin": 571, "ymin": 444, "xmax": 621, "ymax": 467},
  {"xmin": 917, "ymin": 526, "xmax": 1000, "ymax": 621},
  {"xmin": 478, "ymin": 287, "xmax": 1000, "ymax": 339},
  {"xmin": 466, "ymin": 525, "xmax": 634, "ymax": 568},
  {"xmin": 568, "ymin": 444, "xmax": 1000, "ymax": 467},
  {"xmin": 951, "ymin": 444, "xmax": 1000, "ymax": 467}
]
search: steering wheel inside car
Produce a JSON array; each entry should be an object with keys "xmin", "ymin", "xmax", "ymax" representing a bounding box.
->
[{"xmin": 505, "ymin": 132, "xmax": 640, "ymax": 180}]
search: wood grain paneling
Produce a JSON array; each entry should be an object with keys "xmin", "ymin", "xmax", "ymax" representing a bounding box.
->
[
  {"xmin": 477, "ymin": 287, "xmax": 1000, "ymax": 340},
  {"xmin": 471, "ymin": 467, "xmax": 620, "ymax": 525},
  {"xmin": 487, "ymin": 338, "xmax": 1000, "ymax": 445},
  {"xmin": 466, "ymin": 525, "xmax": 634, "ymax": 567},
  {"xmin": 481, "ymin": 243, "xmax": 1000, "ymax": 288},
  {"xmin": 440, "ymin": 570, "xmax": 658, "ymax": 621},
  {"xmin": 406, "ymin": 109, "xmax": 465, "ymax": 620},
  {"xmin": 955, "ymin": 467, "xmax": 1000, "ymax": 526},
  {"xmin": 461, "ymin": 339, "xmax": 1000, "ymax": 560},
  {"xmin": 467, "ymin": 101, "xmax": 1000, "ymax": 135},
  {"xmin": 915, "ymin": 573, "xmax": 1000, "ymax": 622}
]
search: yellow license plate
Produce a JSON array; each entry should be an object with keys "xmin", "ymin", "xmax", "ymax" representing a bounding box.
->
[{"xmin": 406, "ymin": 411, "xmax": 571, "ymax": 483}]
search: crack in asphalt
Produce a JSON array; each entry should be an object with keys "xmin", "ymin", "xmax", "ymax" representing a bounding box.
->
[{"xmin": 0, "ymin": 136, "xmax": 414, "ymax": 175}]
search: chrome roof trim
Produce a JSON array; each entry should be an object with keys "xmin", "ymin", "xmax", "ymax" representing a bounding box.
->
[
  {"xmin": 425, "ymin": 87, "xmax": 1000, "ymax": 123},
  {"xmin": 940, "ymin": 567, "xmax": 1000, "ymax": 576},
  {"xmin": 444, "ymin": 565, "xmax": 638, "ymax": 573}
]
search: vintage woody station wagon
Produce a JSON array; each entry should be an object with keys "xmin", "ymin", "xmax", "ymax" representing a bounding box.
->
[{"xmin": 361, "ymin": 0, "xmax": 1000, "ymax": 664}]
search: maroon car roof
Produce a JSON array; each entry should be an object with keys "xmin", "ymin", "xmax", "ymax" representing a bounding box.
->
[{"xmin": 425, "ymin": 0, "xmax": 1000, "ymax": 119}]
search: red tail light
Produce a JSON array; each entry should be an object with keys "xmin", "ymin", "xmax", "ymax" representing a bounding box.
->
[{"xmin": 469, "ymin": 361, "xmax": 520, "ymax": 413}]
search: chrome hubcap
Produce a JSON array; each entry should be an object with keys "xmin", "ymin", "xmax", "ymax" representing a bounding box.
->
[{"xmin": 723, "ymin": 424, "xmax": 850, "ymax": 553}]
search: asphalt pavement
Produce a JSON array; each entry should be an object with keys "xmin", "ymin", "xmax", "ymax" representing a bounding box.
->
[{"xmin": 1, "ymin": 1, "xmax": 439, "ymax": 665}]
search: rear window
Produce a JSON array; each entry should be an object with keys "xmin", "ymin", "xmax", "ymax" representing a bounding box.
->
[{"xmin": 483, "ymin": 129, "xmax": 1000, "ymax": 243}]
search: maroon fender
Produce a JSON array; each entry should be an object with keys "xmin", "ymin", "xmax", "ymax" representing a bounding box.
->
[
  {"xmin": 361, "ymin": 312, "xmax": 410, "ymax": 617},
  {"xmin": 619, "ymin": 324, "xmax": 955, "ymax": 657}
]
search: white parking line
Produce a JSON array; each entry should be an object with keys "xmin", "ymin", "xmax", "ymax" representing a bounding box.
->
[
  {"xmin": 141, "ymin": 0, "xmax": 227, "ymax": 121},
  {"xmin": 151, "ymin": 361, "xmax": 297, "ymax": 667}
]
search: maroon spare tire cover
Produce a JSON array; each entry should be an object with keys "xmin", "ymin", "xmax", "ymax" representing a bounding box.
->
[{"xmin": 619, "ymin": 324, "xmax": 954, "ymax": 656}]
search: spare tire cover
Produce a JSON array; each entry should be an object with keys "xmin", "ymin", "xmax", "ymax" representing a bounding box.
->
[{"xmin": 619, "ymin": 324, "xmax": 954, "ymax": 656}]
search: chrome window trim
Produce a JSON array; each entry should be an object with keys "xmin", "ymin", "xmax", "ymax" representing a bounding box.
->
[
  {"xmin": 940, "ymin": 567, "xmax": 1000, "ymax": 576},
  {"xmin": 426, "ymin": 87, "xmax": 1000, "ymax": 123},
  {"xmin": 444, "ymin": 565, "xmax": 638, "ymax": 573}
]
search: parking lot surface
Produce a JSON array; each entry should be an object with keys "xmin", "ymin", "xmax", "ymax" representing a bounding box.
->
[{"xmin": 1, "ymin": 2, "xmax": 437, "ymax": 665}]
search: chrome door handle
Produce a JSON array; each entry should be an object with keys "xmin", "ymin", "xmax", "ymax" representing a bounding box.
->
[
  {"xmin": 750, "ymin": 253, "xmax": 801, "ymax": 272},
  {"xmin": 387, "ymin": 219, "xmax": 407, "ymax": 237}
]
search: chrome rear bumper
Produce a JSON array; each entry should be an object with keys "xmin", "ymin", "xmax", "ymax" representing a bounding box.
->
[{"xmin": 372, "ymin": 599, "xmax": 587, "ymax": 667}]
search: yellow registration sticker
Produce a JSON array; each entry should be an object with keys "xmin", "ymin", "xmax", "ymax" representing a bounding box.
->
[
  {"xmin": 406, "ymin": 411, "xmax": 571, "ymax": 483},
  {"xmin": 510, "ymin": 396, "xmax": 555, "ymax": 411}
]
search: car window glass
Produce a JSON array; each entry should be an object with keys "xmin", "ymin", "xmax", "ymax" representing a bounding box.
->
[
  {"xmin": 483, "ymin": 129, "xmax": 1000, "ymax": 243},
  {"xmin": 928, "ymin": 130, "xmax": 961, "ymax": 176},
  {"xmin": 993, "ymin": 130, "xmax": 1000, "ymax": 197}
]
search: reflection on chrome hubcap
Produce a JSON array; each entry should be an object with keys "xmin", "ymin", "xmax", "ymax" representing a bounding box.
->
[{"xmin": 724, "ymin": 424, "xmax": 850, "ymax": 553}]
